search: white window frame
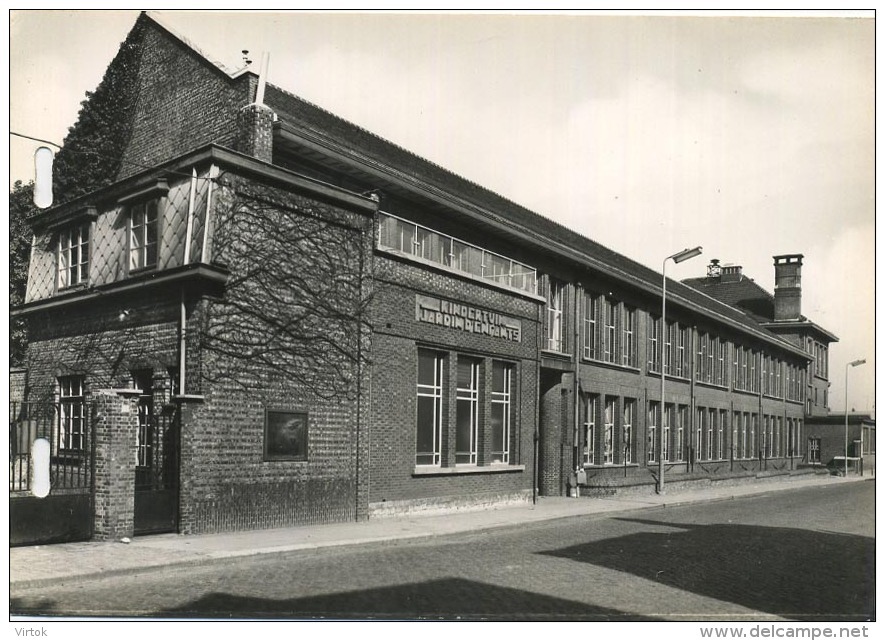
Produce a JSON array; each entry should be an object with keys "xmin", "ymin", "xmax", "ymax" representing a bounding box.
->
[
  {"xmin": 584, "ymin": 395, "xmax": 597, "ymax": 465},
  {"xmin": 129, "ymin": 199, "xmax": 159, "ymax": 272},
  {"xmin": 583, "ymin": 293, "xmax": 598, "ymax": 360},
  {"xmin": 455, "ymin": 359, "xmax": 480, "ymax": 465},
  {"xmin": 416, "ymin": 351, "xmax": 444, "ymax": 466},
  {"xmin": 623, "ymin": 399, "xmax": 634, "ymax": 464},
  {"xmin": 647, "ymin": 402, "xmax": 658, "ymax": 463},
  {"xmin": 58, "ymin": 376, "xmax": 86, "ymax": 452},
  {"xmin": 57, "ymin": 222, "xmax": 90, "ymax": 289},
  {"xmin": 547, "ymin": 280, "xmax": 565, "ymax": 352},
  {"xmin": 490, "ymin": 361, "xmax": 513, "ymax": 464},
  {"xmin": 603, "ymin": 397, "xmax": 615, "ymax": 464},
  {"xmin": 622, "ymin": 307, "xmax": 635, "ymax": 367}
]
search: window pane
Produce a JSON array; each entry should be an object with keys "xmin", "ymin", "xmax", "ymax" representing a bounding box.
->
[
  {"xmin": 418, "ymin": 352, "xmax": 438, "ymax": 385},
  {"xmin": 416, "ymin": 396, "xmax": 437, "ymax": 453},
  {"xmin": 456, "ymin": 399, "xmax": 474, "ymax": 463}
]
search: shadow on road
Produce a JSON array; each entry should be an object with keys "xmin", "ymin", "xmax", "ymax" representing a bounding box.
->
[
  {"xmin": 154, "ymin": 577, "xmax": 662, "ymax": 621},
  {"xmin": 540, "ymin": 518, "xmax": 875, "ymax": 621}
]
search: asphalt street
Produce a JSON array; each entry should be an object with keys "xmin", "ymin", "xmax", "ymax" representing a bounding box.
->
[{"xmin": 10, "ymin": 480, "xmax": 874, "ymax": 621}]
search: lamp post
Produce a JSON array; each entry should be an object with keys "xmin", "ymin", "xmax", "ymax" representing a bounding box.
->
[
  {"xmin": 845, "ymin": 359, "xmax": 866, "ymax": 476},
  {"xmin": 658, "ymin": 246, "xmax": 703, "ymax": 494}
]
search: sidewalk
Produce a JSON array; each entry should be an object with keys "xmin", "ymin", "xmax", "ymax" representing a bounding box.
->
[{"xmin": 10, "ymin": 474, "xmax": 871, "ymax": 589}]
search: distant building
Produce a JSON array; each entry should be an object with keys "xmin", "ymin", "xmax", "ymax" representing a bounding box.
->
[
  {"xmin": 803, "ymin": 413, "xmax": 875, "ymax": 474},
  {"xmin": 11, "ymin": 13, "xmax": 840, "ymax": 545},
  {"xmin": 683, "ymin": 255, "xmax": 839, "ymax": 418}
]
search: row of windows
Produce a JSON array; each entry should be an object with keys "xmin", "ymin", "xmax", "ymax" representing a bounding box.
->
[
  {"xmin": 417, "ymin": 350, "xmax": 516, "ymax": 467},
  {"xmin": 730, "ymin": 412, "xmax": 804, "ymax": 459},
  {"xmin": 378, "ymin": 212, "xmax": 537, "ymax": 295},
  {"xmin": 55, "ymin": 199, "xmax": 160, "ymax": 291},
  {"xmin": 808, "ymin": 338, "xmax": 829, "ymax": 379},
  {"xmin": 580, "ymin": 396, "xmax": 804, "ymax": 466},
  {"xmin": 545, "ymin": 280, "xmax": 807, "ymax": 400}
]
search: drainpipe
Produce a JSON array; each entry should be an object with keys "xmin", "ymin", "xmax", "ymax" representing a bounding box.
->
[
  {"xmin": 179, "ymin": 291, "xmax": 187, "ymax": 397},
  {"xmin": 573, "ymin": 283, "xmax": 581, "ymax": 478}
]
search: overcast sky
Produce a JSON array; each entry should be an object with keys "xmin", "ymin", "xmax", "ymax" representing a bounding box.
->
[{"xmin": 8, "ymin": 9, "xmax": 876, "ymax": 412}]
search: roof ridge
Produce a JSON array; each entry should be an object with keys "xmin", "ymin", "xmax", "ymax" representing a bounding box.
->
[
  {"xmin": 263, "ymin": 81, "xmax": 574, "ymax": 230},
  {"xmin": 143, "ymin": 11, "xmax": 243, "ymax": 79}
]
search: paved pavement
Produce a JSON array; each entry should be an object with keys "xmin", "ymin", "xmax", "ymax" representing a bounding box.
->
[{"xmin": 9, "ymin": 473, "xmax": 871, "ymax": 590}]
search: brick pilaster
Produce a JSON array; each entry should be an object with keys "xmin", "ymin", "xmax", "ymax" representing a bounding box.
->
[{"xmin": 92, "ymin": 390, "xmax": 140, "ymax": 541}]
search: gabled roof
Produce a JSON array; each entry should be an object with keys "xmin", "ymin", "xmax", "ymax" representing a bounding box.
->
[
  {"xmin": 63, "ymin": 12, "xmax": 813, "ymax": 361},
  {"xmin": 681, "ymin": 275, "xmax": 775, "ymax": 323},
  {"xmin": 681, "ymin": 274, "xmax": 839, "ymax": 343}
]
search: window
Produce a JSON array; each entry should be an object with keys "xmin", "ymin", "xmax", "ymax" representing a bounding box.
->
[
  {"xmin": 456, "ymin": 358, "xmax": 481, "ymax": 465},
  {"xmin": 602, "ymin": 298, "xmax": 617, "ymax": 364},
  {"xmin": 662, "ymin": 404, "xmax": 672, "ymax": 462},
  {"xmin": 58, "ymin": 222, "xmax": 90, "ymax": 289},
  {"xmin": 648, "ymin": 315, "xmax": 660, "ymax": 373},
  {"xmin": 490, "ymin": 361, "xmax": 513, "ymax": 464},
  {"xmin": 129, "ymin": 199, "xmax": 159, "ymax": 271},
  {"xmin": 603, "ymin": 397, "xmax": 615, "ymax": 464},
  {"xmin": 623, "ymin": 399, "xmax": 634, "ymax": 464},
  {"xmin": 696, "ymin": 408, "xmax": 704, "ymax": 461},
  {"xmin": 809, "ymin": 437, "xmax": 821, "ymax": 464},
  {"xmin": 583, "ymin": 294, "xmax": 598, "ymax": 360},
  {"xmin": 718, "ymin": 410, "xmax": 727, "ymax": 460},
  {"xmin": 674, "ymin": 324, "xmax": 687, "ymax": 378},
  {"xmin": 717, "ymin": 340, "xmax": 728, "ymax": 386},
  {"xmin": 749, "ymin": 414, "xmax": 757, "ymax": 459},
  {"xmin": 663, "ymin": 322, "xmax": 673, "ymax": 375},
  {"xmin": 378, "ymin": 212, "xmax": 537, "ymax": 294},
  {"xmin": 706, "ymin": 408, "xmax": 714, "ymax": 460},
  {"xmin": 766, "ymin": 416, "xmax": 774, "ymax": 458},
  {"xmin": 583, "ymin": 395, "xmax": 597, "ymax": 465},
  {"xmin": 733, "ymin": 412, "xmax": 740, "ymax": 459},
  {"xmin": 132, "ymin": 370, "xmax": 154, "ymax": 467},
  {"xmin": 547, "ymin": 280, "xmax": 565, "ymax": 352},
  {"xmin": 647, "ymin": 402, "xmax": 658, "ymax": 463},
  {"xmin": 416, "ymin": 350, "xmax": 444, "ymax": 466},
  {"xmin": 58, "ymin": 376, "xmax": 85, "ymax": 452},
  {"xmin": 264, "ymin": 410, "xmax": 308, "ymax": 461},
  {"xmin": 795, "ymin": 420, "xmax": 803, "ymax": 456},
  {"xmin": 621, "ymin": 307, "xmax": 636, "ymax": 367},
  {"xmin": 674, "ymin": 405, "xmax": 686, "ymax": 462}
]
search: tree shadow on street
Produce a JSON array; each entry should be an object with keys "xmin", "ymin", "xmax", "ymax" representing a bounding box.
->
[
  {"xmin": 540, "ymin": 518, "xmax": 874, "ymax": 621},
  {"xmin": 155, "ymin": 576, "xmax": 662, "ymax": 621}
]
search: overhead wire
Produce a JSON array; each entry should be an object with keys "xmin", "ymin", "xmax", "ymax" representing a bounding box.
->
[{"xmin": 10, "ymin": 131, "xmax": 220, "ymax": 184}]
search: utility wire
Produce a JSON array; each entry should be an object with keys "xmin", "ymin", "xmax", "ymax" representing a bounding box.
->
[{"xmin": 11, "ymin": 131, "xmax": 220, "ymax": 184}]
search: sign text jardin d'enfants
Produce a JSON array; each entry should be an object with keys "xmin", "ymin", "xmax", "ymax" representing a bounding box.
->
[{"xmin": 415, "ymin": 295, "xmax": 522, "ymax": 343}]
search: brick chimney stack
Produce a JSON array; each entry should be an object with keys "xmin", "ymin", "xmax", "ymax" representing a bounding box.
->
[
  {"xmin": 236, "ymin": 103, "xmax": 274, "ymax": 163},
  {"xmin": 773, "ymin": 254, "xmax": 803, "ymax": 321},
  {"xmin": 236, "ymin": 54, "xmax": 275, "ymax": 163}
]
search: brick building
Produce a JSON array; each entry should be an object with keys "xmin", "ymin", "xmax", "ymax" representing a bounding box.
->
[{"xmin": 11, "ymin": 13, "xmax": 840, "ymax": 544}]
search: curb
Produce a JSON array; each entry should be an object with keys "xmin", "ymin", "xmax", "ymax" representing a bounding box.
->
[{"xmin": 10, "ymin": 476, "xmax": 872, "ymax": 591}]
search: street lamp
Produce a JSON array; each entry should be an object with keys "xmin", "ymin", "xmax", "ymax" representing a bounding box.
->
[
  {"xmin": 658, "ymin": 246, "xmax": 703, "ymax": 494},
  {"xmin": 844, "ymin": 359, "xmax": 866, "ymax": 476}
]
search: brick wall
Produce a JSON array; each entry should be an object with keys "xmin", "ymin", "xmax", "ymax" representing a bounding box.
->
[
  {"xmin": 367, "ymin": 254, "xmax": 541, "ymax": 513},
  {"xmin": 117, "ymin": 20, "xmax": 251, "ymax": 180}
]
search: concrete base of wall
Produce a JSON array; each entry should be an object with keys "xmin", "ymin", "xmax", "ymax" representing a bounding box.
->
[
  {"xmin": 369, "ymin": 490, "xmax": 532, "ymax": 519},
  {"xmin": 578, "ymin": 466, "xmax": 830, "ymax": 498}
]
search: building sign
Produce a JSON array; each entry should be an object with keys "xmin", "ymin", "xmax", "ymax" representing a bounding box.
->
[{"xmin": 415, "ymin": 295, "xmax": 521, "ymax": 343}]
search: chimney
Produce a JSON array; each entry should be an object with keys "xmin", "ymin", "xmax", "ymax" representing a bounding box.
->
[
  {"xmin": 720, "ymin": 264, "xmax": 743, "ymax": 283},
  {"xmin": 235, "ymin": 53, "xmax": 275, "ymax": 163},
  {"xmin": 773, "ymin": 254, "xmax": 803, "ymax": 321},
  {"xmin": 706, "ymin": 258, "xmax": 721, "ymax": 278}
]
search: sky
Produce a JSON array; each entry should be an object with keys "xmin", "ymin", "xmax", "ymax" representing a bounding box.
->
[{"xmin": 7, "ymin": 8, "xmax": 877, "ymax": 413}]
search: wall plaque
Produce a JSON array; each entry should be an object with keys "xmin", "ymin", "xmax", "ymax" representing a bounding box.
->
[{"xmin": 415, "ymin": 294, "xmax": 521, "ymax": 343}]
